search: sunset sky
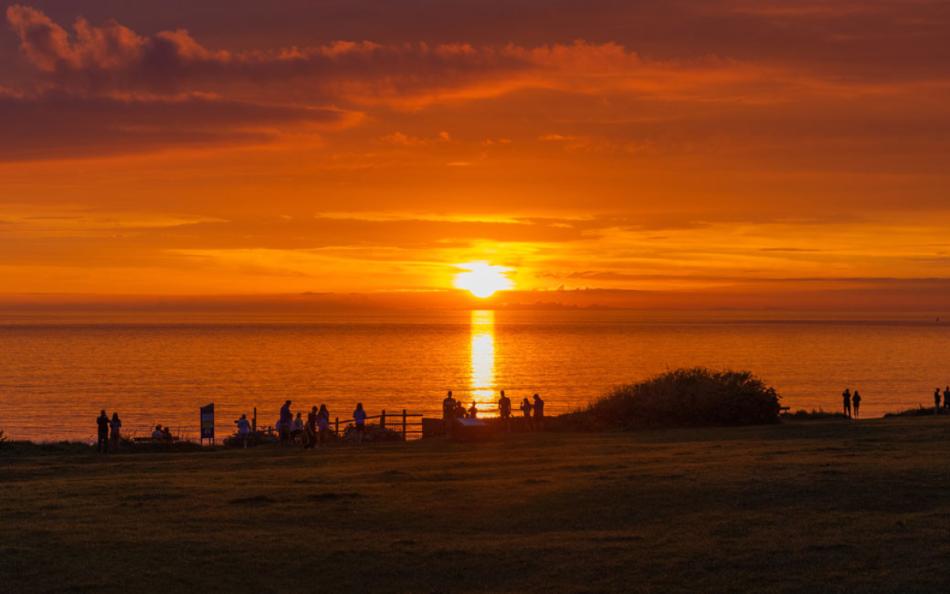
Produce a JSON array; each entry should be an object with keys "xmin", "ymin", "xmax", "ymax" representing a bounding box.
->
[{"xmin": 2, "ymin": 1, "xmax": 949, "ymax": 309}]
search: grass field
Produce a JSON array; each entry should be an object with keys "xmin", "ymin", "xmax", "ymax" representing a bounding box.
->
[{"xmin": 4, "ymin": 418, "xmax": 950, "ymax": 593}]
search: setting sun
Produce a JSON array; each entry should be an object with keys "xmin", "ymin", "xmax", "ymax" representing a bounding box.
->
[{"xmin": 453, "ymin": 262, "xmax": 514, "ymax": 298}]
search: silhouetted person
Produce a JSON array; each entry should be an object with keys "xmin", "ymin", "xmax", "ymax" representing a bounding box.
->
[
  {"xmin": 468, "ymin": 401, "xmax": 478, "ymax": 418},
  {"xmin": 944, "ymin": 386, "xmax": 950, "ymax": 410},
  {"xmin": 161, "ymin": 426, "xmax": 173, "ymax": 441},
  {"xmin": 454, "ymin": 400, "xmax": 466, "ymax": 419},
  {"xmin": 279, "ymin": 400, "xmax": 293, "ymax": 444},
  {"xmin": 152, "ymin": 425, "xmax": 164, "ymax": 440},
  {"xmin": 96, "ymin": 410, "xmax": 110, "ymax": 453},
  {"xmin": 292, "ymin": 412, "xmax": 304, "ymax": 443},
  {"xmin": 533, "ymin": 394, "xmax": 545, "ymax": 430},
  {"xmin": 842, "ymin": 388, "xmax": 852, "ymax": 418},
  {"xmin": 935, "ymin": 389, "xmax": 942, "ymax": 413},
  {"xmin": 498, "ymin": 390, "xmax": 512, "ymax": 432},
  {"xmin": 108, "ymin": 412, "xmax": 122, "ymax": 450},
  {"xmin": 235, "ymin": 414, "xmax": 251, "ymax": 448},
  {"xmin": 852, "ymin": 391, "xmax": 862, "ymax": 418},
  {"xmin": 521, "ymin": 397, "xmax": 532, "ymax": 431},
  {"xmin": 305, "ymin": 406, "xmax": 318, "ymax": 449},
  {"xmin": 317, "ymin": 404, "xmax": 331, "ymax": 445},
  {"xmin": 353, "ymin": 403, "xmax": 367, "ymax": 444},
  {"xmin": 442, "ymin": 391, "xmax": 456, "ymax": 437}
]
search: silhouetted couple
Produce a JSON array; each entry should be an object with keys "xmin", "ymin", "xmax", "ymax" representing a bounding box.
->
[
  {"xmin": 510, "ymin": 392, "xmax": 544, "ymax": 431},
  {"xmin": 933, "ymin": 387, "xmax": 950, "ymax": 413},
  {"xmin": 841, "ymin": 388, "xmax": 862, "ymax": 418},
  {"xmin": 96, "ymin": 410, "xmax": 122, "ymax": 453},
  {"xmin": 304, "ymin": 404, "xmax": 331, "ymax": 448}
]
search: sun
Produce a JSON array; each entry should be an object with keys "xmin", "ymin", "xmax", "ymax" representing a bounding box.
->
[{"xmin": 453, "ymin": 262, "xmax": 514, "ymax": 298}]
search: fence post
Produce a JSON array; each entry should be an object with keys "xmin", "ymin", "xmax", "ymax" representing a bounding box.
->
[
  {"xmin": 402, "ymin": 409, "xmax": 407, "ymax": 441},
  {"xmin": 252, "ymin": 407, "xmax": 257, "ymax": 433},
  {"xmin": 381, "ymin": 410, "xmax": 386, "ymax": 430},
  {"xmin": 335, "ymin": 416, "xmax": 340, "ymax": 436}
]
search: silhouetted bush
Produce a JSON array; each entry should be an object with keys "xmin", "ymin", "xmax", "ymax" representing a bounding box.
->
[
  {"xmin": 782, "ymin": 409, "xmax": 849, "ymax": 420},
  {"xmin": 583, "ymin": 368, "xmax": 781, "ymax": 429},
  {"xmin": 884, "ymin": 406, "xmax": 939, "ymax": 418}
]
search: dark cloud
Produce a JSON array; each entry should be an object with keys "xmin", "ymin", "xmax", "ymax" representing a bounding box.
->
[{"xmin": 0, "ymin": 89, "xmax": 348, "ymax": 160}]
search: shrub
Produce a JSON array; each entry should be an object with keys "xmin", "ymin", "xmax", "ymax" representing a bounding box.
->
[
  {"xmin": 583, "ymin": 368, "xmax": 781, "ymax": 429},
  {"xmin": 884, "ymin": 406, "xmax": 938, "ymax": 418},
  {"xmin": 782, "ymin": 409, "xmax": 849, "ymax": 420}
]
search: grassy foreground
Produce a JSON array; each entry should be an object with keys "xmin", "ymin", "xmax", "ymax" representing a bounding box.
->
[{"xmin": 4, "ymin": 418, "xmax": 950, "ymax": 593}]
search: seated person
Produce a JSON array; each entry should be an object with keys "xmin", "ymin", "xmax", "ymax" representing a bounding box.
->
[
  {"xmin": 152, "ymin": 425, "xmax": 164, "ymax": 440},
  {"xmin": 161, "ymin": 426, "xmax": 173, "ymax": 441}
]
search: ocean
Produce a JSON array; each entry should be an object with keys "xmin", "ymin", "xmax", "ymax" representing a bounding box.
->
[{"xmin": 1, "ymin": 310, "xmax": 948, "ymax": 441}]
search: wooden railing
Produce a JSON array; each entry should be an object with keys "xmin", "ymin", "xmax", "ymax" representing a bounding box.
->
[{"xmin": 332, "ymin": 409, "xmax": 425, "ymax": 440}]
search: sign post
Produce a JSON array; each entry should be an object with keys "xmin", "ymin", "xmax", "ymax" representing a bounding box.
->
[{"xmin": 200, "ymin": 403, "xmax": 215, "ymax": 446}]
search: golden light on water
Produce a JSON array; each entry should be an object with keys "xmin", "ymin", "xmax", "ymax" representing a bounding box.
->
[
  {"xmin": 470, "ymin": 309, "xmax": 496, "ymax": 408},
  {"xmin": 453, "ymin": 262, "xmax": 514, "ymax": 298}
]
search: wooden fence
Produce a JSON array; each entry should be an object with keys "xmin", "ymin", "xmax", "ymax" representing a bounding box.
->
[{"xmin": 331, "ymin": 409, "xmax": 425, "ymax": 440}]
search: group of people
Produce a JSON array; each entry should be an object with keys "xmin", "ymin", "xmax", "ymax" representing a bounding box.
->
[
  {"xmin": 441, "ymin": 390, "xmax": 545, "ymax": 436},
  {"xmin": 96, "ymin": 410, "xmax": 178, "ymax": 453},
  {"xmin": 239, "ymin": 399, "xmax": 369, "ymax": 448},
  {"xmin": 151, "ymin": 425, "xmax": 175, "ymax": 442},
  {"xmin": 95, "ymin": 410, "xmax": 122, "ymax": 453},
  {"xmin": 841, "ymin": 389, "xmax": 863, "ymax": 418},
  {"xmin": 933, "ymin": 386, "xmax": 950, "ymax": 412}
]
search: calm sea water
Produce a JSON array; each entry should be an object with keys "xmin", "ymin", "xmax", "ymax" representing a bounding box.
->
[{"xmin": 1, "ymin": 310, "xmax": 948, "ymax": 441}]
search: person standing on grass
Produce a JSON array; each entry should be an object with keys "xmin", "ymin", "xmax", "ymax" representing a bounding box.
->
[
  {"xmin": 96, "ymin": 410, "xmax": 110, "ymax": 453},
  {"xmin": 109, "ymin": 412, "xmax": 122, "ymax": 449},
  {"xmin": 852, "ymin": 391, "xmax": 862, "ymax": 418},
  {"xmin": 520, "ymin": 397, "xmax": 533, "ymax": 431},
  {"xmin": 533, "ymin": 394, "xmax": 545, "ymax": 430},
  {"xmin": 317, "ymin": 404, "xmax": 331, "ymax": 446},
  {"xmin": 236, "ymin": 414, "xmax": 251, "ymax": 448},
  {"xmin": 442, "ymin": 391, "xmax": 456, "ymax": 437},
  {"xmin": 305, "ymin": 406, "xmax": 318, "ymax": 449},
  {"xmin": 279, "ymin": 400, "xmax": 293, "ymax": 445},
  {"xmin": 935, "ymin": 388, "xmax": 942, "ymax": 414},
  {"xmin": 292, "ymin": 412, "xmax": 304, "ymax": 443},
  {"xmin": 353, "ymin": 403, "xmax": 367, "ymax": 444},
  {"xmin": 498, "ymin": 390, "xmax": 512, "ymax": 432},
  {"xmin": 842, "ymin": 388, "xmax": 852, "ymax": 418}
]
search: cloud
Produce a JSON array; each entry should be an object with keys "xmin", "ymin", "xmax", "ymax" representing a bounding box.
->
[{"xmin": 0, "ymin": 88, "xmax": 350, "ymax": 160}]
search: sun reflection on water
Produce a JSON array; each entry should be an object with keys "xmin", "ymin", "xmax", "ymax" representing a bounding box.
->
[{"xmin": 470, "ymin": 310, "xmax": 495, "ymax": 410}]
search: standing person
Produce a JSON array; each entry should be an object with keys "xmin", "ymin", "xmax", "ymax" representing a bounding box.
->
[
  {"xmin": 935, "ymin": 388, "xmax": 942, "ymax": 414},
  {"xmin": 520, "ymin": 397, "xmax": 533, "ymax": 431},
  {"xmin": 944, "ymin": 386, "xmax": 950, "ymax": 411},
  {"xmin": 442, "ymin": 391, "xmax": 456, "ymax": 437},
  {"xmin": 353, "ymin": 403, "xmax": 367, "ymax": 444},
  {"xmin": 317, "ymin": 404, "xmax": 331, "ymax": 446},
  {"xmin": 278, "ymin": 400, "xmax": 293, "ymax": 445},
  {"xmin": 236, "ymin": 413, "xmax": 251, "ymax": 448},
  {"xmin": 533, "ymin": 394, "xmax": 545, "ymax": 431},
  {"xmin": 498, "ymin": 390, "xmax": 512, "ymax": 432},
  {"xmin": 852, "ymin": 390, "xmax": 862, "ymax": 418},
  {"xmin": 109, "ymin": 412, "xmax": 122, "ymax": 450},
  {"xmin": 468, "ymin": 401, "xmax": 478, "ymax": 419},
  {"xmin": 292, "ymin": 412, "xmax": 304, "ymax": 444},
  {"xmin": 96, "ymin": 410, "xmax": 110, "ymax": 453},
  {"xmin": 842, "ymin": 388, "xmax": 852, "ymax": 418},
  {"xmin": 305, "ymin": 406, "xmax": 318, "ymax": 449}
]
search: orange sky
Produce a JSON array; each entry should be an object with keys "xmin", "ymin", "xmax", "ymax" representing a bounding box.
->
[{"xmin": 2, "ymin": 1, "xmax": 950, "ymax": 310}]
